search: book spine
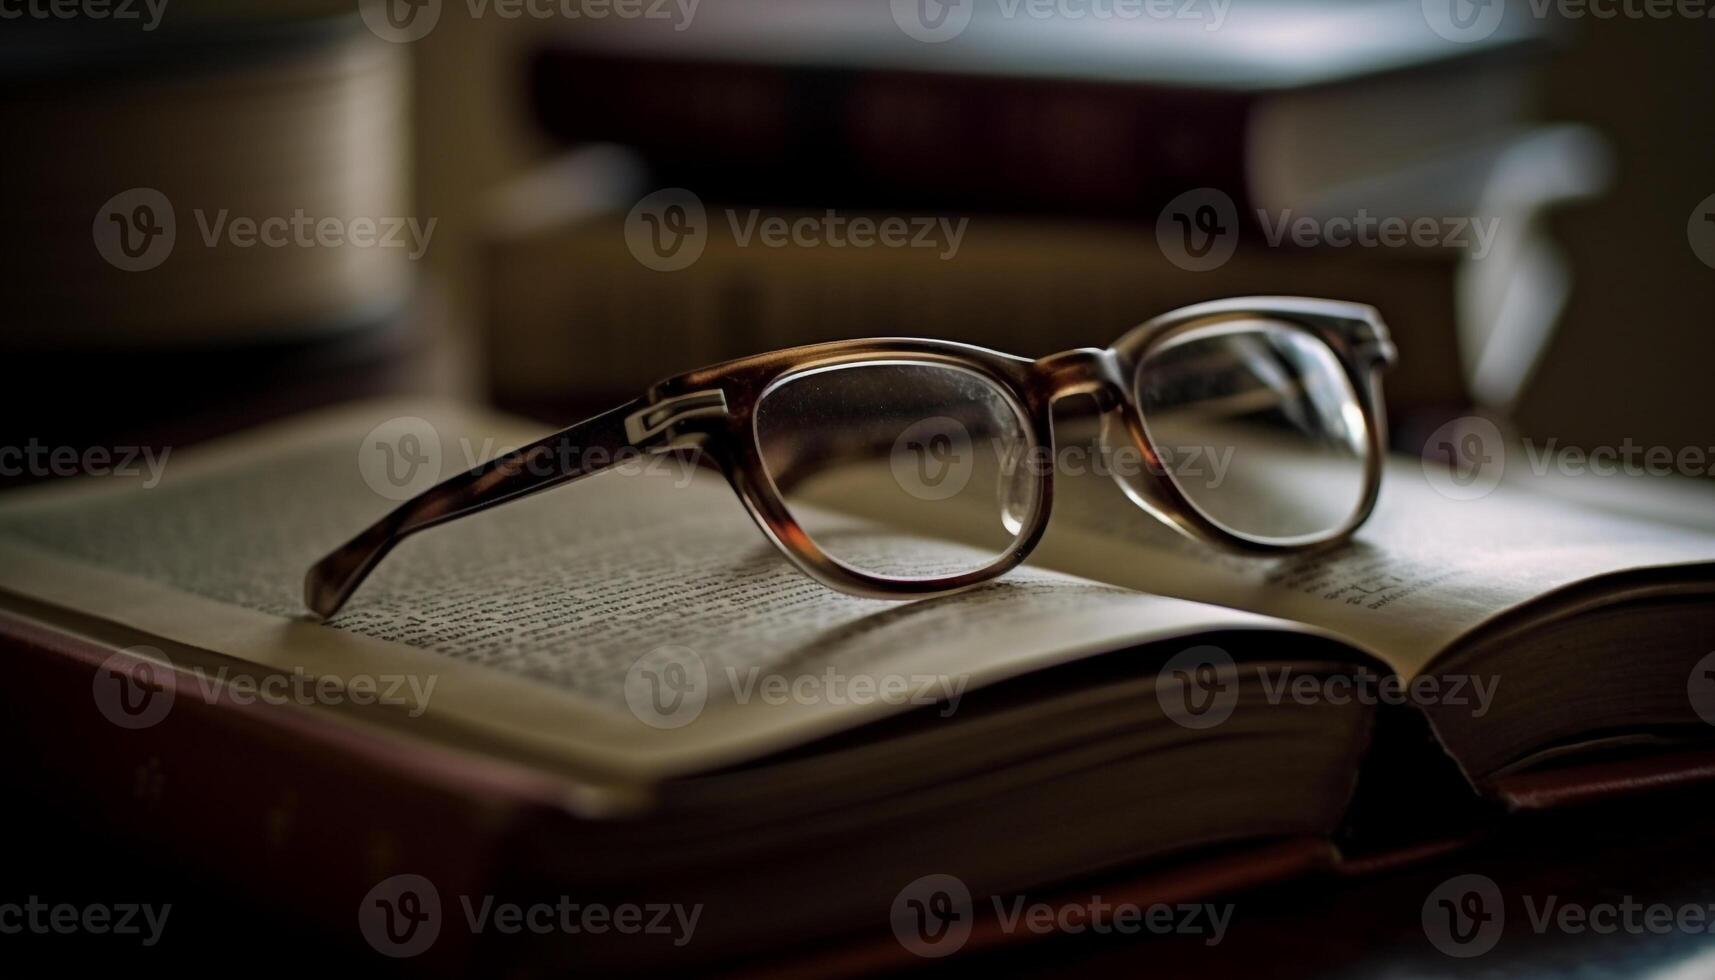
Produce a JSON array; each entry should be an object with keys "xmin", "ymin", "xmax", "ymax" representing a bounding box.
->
[
  {"xmin": 526, "ymin": 50, "xmax": 1254, "ymax": 218},
  {"xmin": 4, "ymin": 612, "xmax": 551, "ymax": 971}
]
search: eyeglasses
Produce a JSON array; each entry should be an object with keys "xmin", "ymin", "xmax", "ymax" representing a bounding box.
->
[{"xmin": 305, "ymin": 296, "xmax": 1395, "ymax": 618}]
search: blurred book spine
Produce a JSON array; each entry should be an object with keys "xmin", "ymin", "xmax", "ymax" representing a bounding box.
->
[{"xmin": 478, "ymin": 161, "xmax": 1466, "ymax": 424}]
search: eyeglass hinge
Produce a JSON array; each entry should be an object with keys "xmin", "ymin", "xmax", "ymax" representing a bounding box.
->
[
  {"xmin": 1344, "ymin": 319, "xmax": 1398, "ymax": 368},
  {"xmin": 625, "ymin": 389, "xmax": 729, "ymax": 449},
  {"xmin": 1355, "ymin": 335, "xmax": 1398, "ymax": 368}
]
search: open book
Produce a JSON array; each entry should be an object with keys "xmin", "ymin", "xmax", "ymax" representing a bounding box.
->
[{"xmin": 5, "ymin": 401, "xmax": 1713, "ymax": 970}]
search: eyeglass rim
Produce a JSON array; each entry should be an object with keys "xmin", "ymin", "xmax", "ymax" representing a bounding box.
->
[
  {"xmin": 747, "ymin": 357, "xmax": 1052, "ymax": 594},
  {"xmin": 648, "ymin": 296, "xmax": 1394, "ymax": 600}
]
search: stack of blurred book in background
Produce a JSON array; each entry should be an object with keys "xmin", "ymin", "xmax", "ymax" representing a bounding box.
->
[
  {"xmin": 480, "ymin": 0, "xmax": 1603, "ymax": 449},
  {"xmin": 0, "ymin": 3, "xmax": 441, "ymax": 476}
]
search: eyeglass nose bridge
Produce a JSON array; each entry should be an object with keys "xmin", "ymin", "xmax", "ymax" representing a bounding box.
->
[
  {"xmin": 1031, "ymin": 347, "xmax": 1130, "ymax": 409},
  {"xmin": 1028, "ymin": 345, "xmax": 1197, "ymax": 540}
]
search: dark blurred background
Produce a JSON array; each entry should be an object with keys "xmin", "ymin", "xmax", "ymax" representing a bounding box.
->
[
  {"xmin": 3, "ymin": 2, "xmax": 1714, "ymax": 974},
  {"xmin": 2, "ymin": 0, "xmax": 1710, "ymax": 491}
]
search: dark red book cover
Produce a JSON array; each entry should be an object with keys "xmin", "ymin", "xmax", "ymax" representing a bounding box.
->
[{"xmin": 528, "ymin": 49, "xmax": 1250, "ymax": 219}]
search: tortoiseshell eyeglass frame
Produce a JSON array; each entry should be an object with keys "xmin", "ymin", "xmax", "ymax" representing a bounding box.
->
[{"xmin": 305, "ymin": 297, "xmax": 1396, "ymax": 618}]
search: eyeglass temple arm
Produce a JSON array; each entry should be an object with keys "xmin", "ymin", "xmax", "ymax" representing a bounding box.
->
[{"xmin": 303, "ymin": 399, "xmax": 644, "ymax": 620}]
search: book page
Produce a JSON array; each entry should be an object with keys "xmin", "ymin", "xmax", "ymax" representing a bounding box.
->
[
  {"xmin": 0, "ymin": 401, "xmax": 1297, "ymax": 790},
  {"xmin": 795, "ymin": 428, "xmax": 1715, "ymax": 679},
  {"xmin": 1021, "ymin": 455, "xmax": 1715, "ymax": 678}
]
